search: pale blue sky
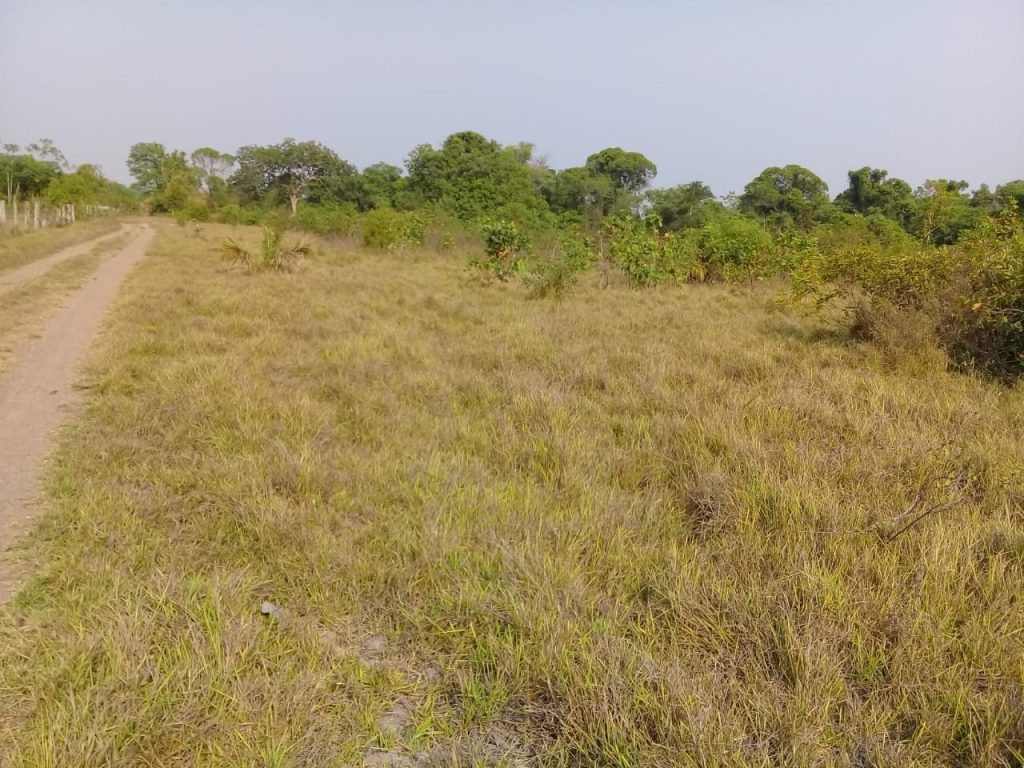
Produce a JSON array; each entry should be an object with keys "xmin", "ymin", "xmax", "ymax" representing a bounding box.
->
[{"xmin": 3, "ymin": 0, "xmax": 1022, "ymax": 197}]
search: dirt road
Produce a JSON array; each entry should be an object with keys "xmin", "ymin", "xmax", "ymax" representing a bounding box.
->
[
  {"xmin": 0, "ymin": 224, "xmax": 154, "ymax": 601},
  {"xmin": 0, "ymin": 224, "xmax": 131, "ymax": 290}
]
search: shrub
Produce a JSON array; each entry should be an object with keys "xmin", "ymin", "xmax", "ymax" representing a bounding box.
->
[
  {"xmin": 523, "ymin": 231, "xmax": 595, "ymax": 298},
  {"xmin": 361, "ymin": 208, "xmax": 424, "ymax": 251},
  {"xmin": 296, "ymin": 203, "xmax": 359, "ymax": 236},
  {"xmin": 791, "ymin": 205, "xmax": 1024, "ymax": 380},
  {"xmin": 693, "ymin": 216, "xmax": 774, "ymax": 279},
  {"xmin": 221, "ymin": 227, "xmax": 310, "ymax": 273},
  {"xmin": 604, "ymin": 214, "xmax": 700, "ymax": 286},
  {"xmin": 472, "ymin": 220, "xmax": 530, "ymax": 281}
]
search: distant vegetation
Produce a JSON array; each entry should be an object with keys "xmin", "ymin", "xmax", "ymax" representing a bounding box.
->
[{"xmin": 3, "ymin": 132, "xmax": 1023, "ymax": 378}]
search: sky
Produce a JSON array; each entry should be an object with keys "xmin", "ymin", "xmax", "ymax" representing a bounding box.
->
[{"xmin": 2, "ymin": 0, "xmax": 1023, "ymax": 197}]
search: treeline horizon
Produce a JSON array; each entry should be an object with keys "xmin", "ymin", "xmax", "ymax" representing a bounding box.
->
[{"xmin": 4, "ymin": 132, "xmax": 1023, "ymax": 247}]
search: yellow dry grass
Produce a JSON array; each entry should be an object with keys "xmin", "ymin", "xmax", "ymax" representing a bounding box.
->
[
  {"xmin": 0, "ymin": 217, "xmax": 122, "ymax": 274},
  {"xmin": 0, "ymin": 223, "xmax": 1021, "ymax": 767}
]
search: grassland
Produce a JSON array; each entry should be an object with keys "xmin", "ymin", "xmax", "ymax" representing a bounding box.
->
[
  {"xmin": 0, "ymin": 217, "xmax": 122, "ymax": 274},
  {"xmin": 0, "ymin": 223, "xmax": 1021, "ymax": 767}
]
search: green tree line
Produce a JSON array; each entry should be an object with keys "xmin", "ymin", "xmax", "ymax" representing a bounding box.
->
[{"xmin": 120, "ymin": 132, "xmax": 1024, "ymax": 249}]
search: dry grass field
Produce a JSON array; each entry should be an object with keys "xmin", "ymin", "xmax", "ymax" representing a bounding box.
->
[
  {"xmin": 0, "ymin": 218, "xmax": 122, "ymax": 274},
  {"xmin": 0, "ymin": 223, "xmax": 1021, "ymax": 766}
]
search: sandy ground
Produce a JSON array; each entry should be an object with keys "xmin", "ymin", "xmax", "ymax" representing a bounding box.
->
[
  {"xmin": 0, "ymin": 224, "xmax": 130, "ymax": 289},
  {"xmin": 0, "ymin": 224, "xmax": 154, "ymax": 602}
]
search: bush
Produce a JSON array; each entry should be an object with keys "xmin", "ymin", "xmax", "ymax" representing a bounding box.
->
[
  {"xmin": 361, "ymin": 208, "xmax": 424, "ymax": 250},
  {"xmin": 693, "ymin": 216, "xmax": 774, "ymax": 279},
  {"xmin": 472, "ymin": 220, "xmax": 530, "ymax": 281},
  {"xmin": 295, "ymin": 203, "xmax": 358, "ymax": 236},
  {"xmin": 791, "ymin": 205, "xmax": 1024, "ymax": 380},
  {"xmin": 216, "ymin": 204, "xmax": 264, "ymax": 226},
  {"xmin": 604, "ymin": 215, "xmax": 700, "ymax": 286},
  {"xmin": 172, "ymin": 199, "xmax": 212, "ymax": 225},
  {"xmin": 523, "ymin": 231, "xmax": 595, "ymax": 298}
]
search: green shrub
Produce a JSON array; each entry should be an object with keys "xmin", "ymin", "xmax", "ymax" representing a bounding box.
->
[
  {"xmin": 791, "ymin": 205, "xmax": 1024, "ymax": 379},
  {"xmin": 361, "ymin": 208, "xmax": 424, "ymax": 250},
  {"xmin": 472, "ymin": 220, "xmax": 530, "ymax": 281},
  {"xmin": 523, "ymin": 231, "xmax": 595, "ymax": 298},
  {"xmin": 604, "ymin": 214, "xmax": 700, "ymax": 286},
  {"xmin": 694, "ymin": 216, "xmax": 774, "ymax": 279},
  {"xmin": 296, "ymin": 203, "xmax": 358, "ymax": 236}
]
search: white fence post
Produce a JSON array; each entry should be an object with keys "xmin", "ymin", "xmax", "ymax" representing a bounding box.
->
[
  {"xmin": 33, "ymin": 200, "xmax": 40, "ymax": 229},
  {"xmin": 0, "ymin": 200, "xmax": 5, "ymax": 223}
]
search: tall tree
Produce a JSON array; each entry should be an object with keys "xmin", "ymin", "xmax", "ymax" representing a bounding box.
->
[
  {"xmin": 584, "ymin": 147, "xmax": 657, "ymax": 195},
  {"xmin": 405, "ymin": 131, "xmax": 548, "ymax": 223},
  {"xmin": 232, "ymin": 139, "xmax": 353, "ymax": 215},
  {"xmin": 190, "ymin": 147, "xmax": 236, "ymax": 195},
  {"xmin": 834, "ymin": 167, "xmax": 914, "ymax": 226},
  {"xmin": 127, "ymin": 142, "xmax": 199, "ymax": 212},
  {"xmin": 739, "ymin": 164, "xmax": 830, "ymax": 229},
  {"xmin": 645, "ymin": 182, "xmax": 716, "ymax": 231}
]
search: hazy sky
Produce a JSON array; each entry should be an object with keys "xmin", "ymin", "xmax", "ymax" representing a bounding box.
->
[{"xmin": 3, "ymin": 0, "xmax": 1022, "ymax": 196}]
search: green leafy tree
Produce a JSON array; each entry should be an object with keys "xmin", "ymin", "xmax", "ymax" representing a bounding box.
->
[
  {"xmin": 739, "ymin": 164, "xmax": 831, "ymax": 230},
  {"xmin": 645, "ymin": 182, "xmax": 716, "ymax": 231},
  {"xmin": 834, "ymin": 167, "xmax": 914, "ymax": 226},
  {"xmin": 912, "ymin": 179, "xmax": 984, "ymax": 245},
  {"xmin": 0, "ymin": 152, "xmax": 57, "ymax": 201},
  {"xmin": 584, "ymin": 147, "xmax": 657, "ymax": 195},
  {"xmin": 127, "ymin": 143, "xmax": 199, "ymax": 213},
  {"xmin": 540, "ymin": 167, "xmax": 615, "ymax": 221},
  {"xmin": 406, "ymin": 131, "xmax": 550, "ymax": 224},
  {"xmin": 996, "ymin": 180, "xmax": 1024, "ymax": 213},
  {"xmin": 358, "ymin": 163, "xmax": 407, "ymax": 211},
  {"xmin": 232, "ymin": 139, "xmax": 355, "ymax": 215}
]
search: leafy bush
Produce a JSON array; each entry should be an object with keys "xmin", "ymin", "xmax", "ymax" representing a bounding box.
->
[
  {"xmin": 296, "ymin": 202, "xmax": 358, "ymax": 236},
  {"xmin": 604, "ymin": 214, "xmax": 700, "ymax": 286},
  {"xmin": 221, "ymin": 227, "xmax": 311, "ymax": 273},
  {"xmin": 791, "ymin": 205, "xmax": 1024, "ymax": 379},
  {"xmin": 472, "ymin": 220, "xmax": 530, "ymax": 280},
  {"xmin": 172, "ymin": 199, "xmax": 212, "ymax": 225},
  {"xmin": 693, "ymin": 216, "xmax": 774, "ymax": 279},
  {"xmin": 361, "ymin": 208, "xmax": 424, "ymax": 250},
  {"xmin": 523, "ymin": 231, "xmax": 595, "ymax": 297}
]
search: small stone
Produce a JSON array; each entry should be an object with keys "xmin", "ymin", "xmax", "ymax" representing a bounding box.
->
[{"xmin": 260, "ymin": 600, "xmax": 288, "ymax": 620}]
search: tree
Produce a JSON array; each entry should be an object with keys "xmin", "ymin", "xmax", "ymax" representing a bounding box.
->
[
  {"xmin": 584, "ymin": 148, "xmax": 657, "ymax": 195},
  {"xmin": 25, "ymin": 138, "xmax": 68, "ymax": 170},
  {"xmin": 232, "ymin": 138, "xmax": 353, "ymax": 215},
  {"xmin": 0, "ymin": 152, "xmax": 57, "ymax": 201},
  {"xmin": 996, "ymin": 180, "xmax": 1024, "ymax": 213},
  {"xmin": 190, "ymin": 147, "xmax": 236, "ymax": 196},
  {"xmin": 912, "ymin": 179, "xmax": 984, "ymax": 245},
  {"xmin": 645, "ymin": 182, "xmax": 716, "ymax": 231},
  {"xmin": 127, "ymin": 142, "xmax": 200, "ymax": 213},
  {"xmin": 834, "ymin": 167, "xmax": 914, "ymax": 226},
  {"xmin": 540, "ymin": 167, "xmax": 615, "ymax": 221},
  {"xmin": 358, "ymin": 163, "xmax": 406, "ymax": 210},
  {"xmin": 405, "ymin": 131, "xmax": 549, "ymax": 224},
  {"xmin": 739, "ymin": 164, "xmax": 830, "ymax": 230}
]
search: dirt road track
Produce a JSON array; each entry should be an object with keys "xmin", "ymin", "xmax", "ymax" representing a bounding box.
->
[
  {"xmin": 0, "ymin": 224, "xmax": 131, "ymax": 290},
  {"xmin": 0, "ymin": 224, "xmax": 154, "ymax": 602}
]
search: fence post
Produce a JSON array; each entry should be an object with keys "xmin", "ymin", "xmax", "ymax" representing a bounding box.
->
[
  {"xmin": 70, "ymin": 203, "xmax": 76, "ymax": 223},
  {"xmin": 0, "ymin": 199, "xmax": 5, "ymax": 223}
]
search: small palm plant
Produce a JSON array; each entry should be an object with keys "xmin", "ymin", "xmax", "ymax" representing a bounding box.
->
[{"xmin": 221, "ymin": 226, "xmax": 310, "ymax": 273}]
